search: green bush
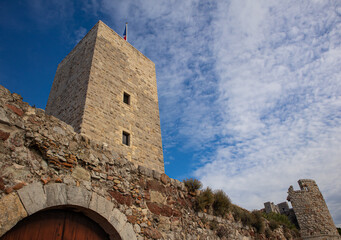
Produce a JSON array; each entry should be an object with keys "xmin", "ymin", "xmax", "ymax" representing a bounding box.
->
[
  {"xmin": 269, "ymin": 219, "xmax": 279, "ymax": 230},
  {"xmin": 337, "ymin": 227, "xmax": 341, "ymax": 235},
  {"xmin": 263, "ymin": 212, "xmax": 297, "ymax": 230},
  {"xmin": 212, "ymin": 190, "xmax": 231, "ymax": 217},
  {"xmin": 196, "ymin": 187, "xmax": 214, "ymax": 212},
  {"xmin": 231, "ymin": 205, "xmax": 253, "ymax": 226},
  {"xmin": 231, "ymin": 206, "xmax": 265, "ymax": 233},
  {"xmin": 251, "ymin": 211, "xmax": 265, "ymax": 234},
  {"xmin": 231, "ymin": 205, "xmax": 243, "ymax": 221},
  {"xmin": 183, "ymin": 178, "xmax": 202, "ymax": 192}
]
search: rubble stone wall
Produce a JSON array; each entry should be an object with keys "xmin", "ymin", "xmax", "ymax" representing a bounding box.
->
[
  {"xmin": 287, "ymin": 179, "xmax": 340, "ymax": 240},
  {"xmin": 0, "ymin": 85, "xmax": 295, "ymax": 239}
]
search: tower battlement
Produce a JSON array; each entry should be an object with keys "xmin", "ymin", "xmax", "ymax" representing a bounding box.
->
[{"xmin": 46, "ymin": 21, "xmax": 164, "ymax": 173}]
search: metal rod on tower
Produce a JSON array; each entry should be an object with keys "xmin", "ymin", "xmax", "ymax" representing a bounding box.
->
[{"xmin": 125, "ymin": 22, "xmax": 128, "ymax": 42}]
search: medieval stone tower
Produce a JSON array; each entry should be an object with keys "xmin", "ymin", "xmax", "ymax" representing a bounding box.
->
[
  {"xmin": 287, "ymin": 179, "xmax": 340, "ymax": 240},
  {"xmin": 46, "ymin": 20, "xmax": 164, "ymax": 173}
]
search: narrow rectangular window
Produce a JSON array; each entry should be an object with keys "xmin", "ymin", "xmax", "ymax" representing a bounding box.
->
[
  {"xmin": 122, "ymin": 131, "xmax": 130, "ymax": 146},
  {"xmin": 123, "ymin": 92, "xmax": 130, "ymax": 105}
]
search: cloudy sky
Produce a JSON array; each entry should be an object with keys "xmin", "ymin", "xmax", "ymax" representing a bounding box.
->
[{"xmin": 1, "ymin": 0, "xmax": 340, "ymax": 226}]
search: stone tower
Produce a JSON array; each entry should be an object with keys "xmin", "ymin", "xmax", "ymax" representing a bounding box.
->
[
  {"xmin": 287, "ymin": 179, "xmax": 340, "ymax": 240},
  {"xmin": 46, "ymin": 21, "xmax": 164, "ymax": 173}
]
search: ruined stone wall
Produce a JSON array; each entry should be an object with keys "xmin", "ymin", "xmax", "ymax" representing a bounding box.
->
[
  {"xmin": 0, "ymin": 85, "xmax": 296, "ymax": 239},
  {"xmin": 46, "ymin": 21, "xmax": 164, "ymax": 173},
  {"xmin": 277, "ymin": 202, "xmax": 289, "ymax": 214},
  {"xmin": 287, "ymin": 179, "xmax": 340, "ymax": 240},
  {"xmin": 264, "ymin": 202, "xmax": 280, "ymax": 214}
]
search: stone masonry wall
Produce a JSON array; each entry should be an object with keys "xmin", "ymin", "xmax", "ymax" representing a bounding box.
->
[
  {"xmin": 46, "ymin": 23, "xmax": 97, "ymax": 133},
  {"xmin": 287, "ymin": 179, "xmax": 340, "ymax": 240},
  {"xmin": 0, "ymin": 85, "xmax": 297, "ymax": 239},
  {"xmin": 46, "ymin": 21, "xmax": 164, "ymax": 173}
]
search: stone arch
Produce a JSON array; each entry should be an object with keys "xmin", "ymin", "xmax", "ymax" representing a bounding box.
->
[
  {"xmin": 0, "ymin": 182, "xmax": 136, "ymax": 240},
  {"xmin": 1, "ymin": 208, "xmax": 110, "ymax": 239}
]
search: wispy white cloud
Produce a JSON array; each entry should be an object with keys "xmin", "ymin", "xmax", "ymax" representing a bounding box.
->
[{"xmin": 195, "ymin": 0, "xmax": 341, "ymax": 225}]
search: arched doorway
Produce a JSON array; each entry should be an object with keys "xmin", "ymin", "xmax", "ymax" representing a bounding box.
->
[{"xmin": 0, "ymin": 209, "xmax": 110, "ymax": 240}]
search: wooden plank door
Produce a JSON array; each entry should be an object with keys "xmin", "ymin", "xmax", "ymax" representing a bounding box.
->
[{"xmin": 0, "ymin": 209, "xmax": 109, "ymax": 240}]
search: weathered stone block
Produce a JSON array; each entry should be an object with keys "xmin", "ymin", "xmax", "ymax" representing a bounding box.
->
[
  {"xmin": 121, "ymin": 222, "xmax": 137, "ymax": 240},
  {"xmin": 150, "ymin": 190, "xmax": 166, "ymax": 204},
  {"xmin": 72, "ymin": 166, "xmax": 91, "ymax": 181},
  {"xmin": 144, "ymin": 227, "xmax": 163, "ymax": 240},
  {"xmin": 0, "ymin": 108, "xmax": 10, "ymax": 125},
  {"xmin": 0, "ymin": 130, "xmax": 10, "ymax": 141},
  {"xmin": 66, "ymin": 185, "xmax": 91, "ymax": 208},
  {"xmin": 108, "ymin": 190, "xmax": 132, "ymax": 206},
  {"xmin": 138, "ymin": 165, "xmax": 153, "ymax": 177},
  {"xmin": 18, "ymin": 182, "xmax": 46, "ymax": 215},
  {"xmin": 53, "ymin": 126, "xmax": 66, "ymax": 136},
  {"xmin": 152, "ymin": 170, "xmax": 161, "ymax": 180},
  {"xmin": 160, "ymin": 173, "xmax": 170, "ymax": 185},
  {"xmin": 89, "ymin": 192, "xmax": 114, "ymax": 220},
  {"xmin": 45, "ymin": 183, "xmax": 67, "ymax": 207},
  {"xmin": 3, "ymin": 165, "xmax": 30, "ymax": 182},
  {"xmin": 108, "ymin": 208, "xmax": 128, "ymax": 233},
  {"xmin": 147, "ymin": 180, "xmax": 166, "ymax": 193},
  {"xmin": 158, "ymin": 216, "xmax": 171, "ymax": 231},
  {"xmin": 147, "ymin": 202, "xmax": 174, "ymax": 217},
  {"xmin": 6, "ymin": 104, "xmax": 24, "ymax": 116},
  {"xmin": 127, "ymin": 215, "xmax": 138, "ymax": 224},
  {"xmin": 0, "ymin": 193, "xmax": 27, "ymax": 237}
]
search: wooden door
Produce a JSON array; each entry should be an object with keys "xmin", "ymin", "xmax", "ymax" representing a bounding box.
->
[{"xmin": 1, "ymin": 209, "xmax": 110, "ymax": 240}]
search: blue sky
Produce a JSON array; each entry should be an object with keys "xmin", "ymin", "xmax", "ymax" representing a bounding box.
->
[{"xmin": 1, "ymin": 0, "xmax": 341, "ymax": 227}]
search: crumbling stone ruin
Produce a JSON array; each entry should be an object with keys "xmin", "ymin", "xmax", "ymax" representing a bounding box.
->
[
  {"xmin": 264, "ymin": 201, "xmax": 281, "ymax": 214},
  {"xmin": 287, "ymin": 179, "xmax": 340, "ymax": 240}
]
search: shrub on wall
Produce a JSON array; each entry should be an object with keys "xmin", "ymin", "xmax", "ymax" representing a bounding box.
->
[
  {"xmin": 183, "ymin": 178, "xmax": 202, "ymax": 193},
  {"xmin": 196, "ymin": 187, "xmax": 214, "ymax": 212},
  {"xmin": 212, "ymin": 190, "xmax": 231, "ymax": 217},
  {"xmin": 251, "ymin": 211, "xmax": 265, "ymax": 234},
  {"xmin": 231, "ymin": 205, "xmax": 252, "ymax": 225},
  {"xmin": 231, "ymin": 206, "xmax": 265, "ymax": 233},
  {"xmin": 269, "ymin": 219, "xmax": 279, "ymax": 230},
  {"xmin": 263, "ymin": 212, "xmax": 297, "ymax": 230}
]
